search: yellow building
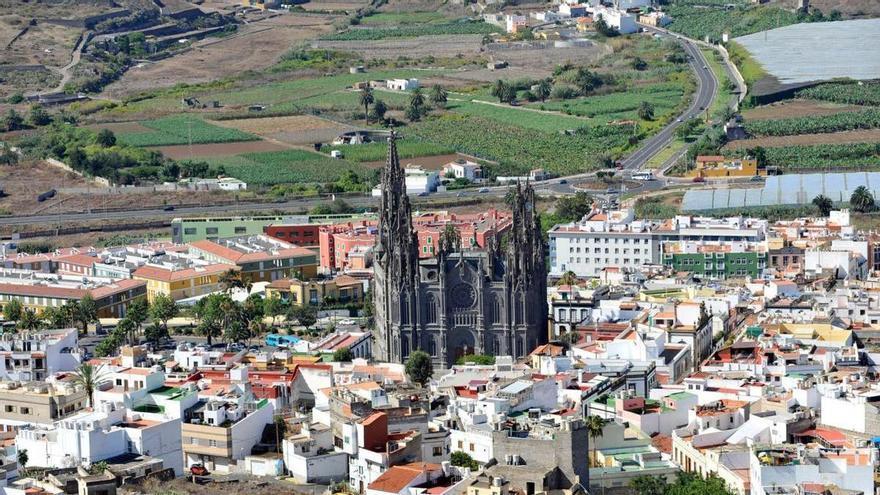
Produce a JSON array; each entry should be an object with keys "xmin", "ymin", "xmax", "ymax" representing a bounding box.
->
[
  {"xmin": 188, "ymin": 236, "xmax": 319, "ymax": 284},
  {"xmin": 265, "ymin": 275, "xmax": 364, "ymax": 307},
  {"xmin": 133, "ymin": 263, "xmax": 235, "ymax": 302},
  {"xmin": 692, "ymin": 155, "xmax": 762, "ymax": 178}
]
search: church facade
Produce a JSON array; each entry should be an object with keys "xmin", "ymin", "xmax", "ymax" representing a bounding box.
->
[{"xmin": 373, "ymin": 133, "xmax": 548, "ymax": 368}]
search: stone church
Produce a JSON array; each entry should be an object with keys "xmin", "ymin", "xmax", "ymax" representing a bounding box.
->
[{"xmin": 373, "ymin": 133, "xmax": 548, "ymax": 367}]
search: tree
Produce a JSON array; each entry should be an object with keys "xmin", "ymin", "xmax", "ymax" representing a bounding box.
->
[
  {"xmin": 359, "ymin": 85, "xmax": 374, "ymax": 122},
  {"xmin": 264, "ymin": 295, "xmax": 284, "ymax": 326},
  {"xmin": 450, "ymin": 451, "xmax": 479, "ymax": 470},
  {"xmin": 3, "ymin": 109, "xmax": 23, "ymax": 132},
  {"xmin": 96, "ymin": 128, "xmax": 116, "ymax": 147},
  {"xmin": 72, "ymin": 363, "xmax": 108, "ymax": 407},
  {"xmin": 594, "ymin": 14, "xmax": 619, "ymax": 37},
  {"xmin": 454, "ymin": 354, "xmax": 495, "ymax": 365},
  {"xmin": 409, "ymin": 87, "xmax": 425, "ymax": 110},
  {"xmin": 144, "ymin": 322, "xmax": 168, "ymax": 348},
  {"xmin": 585, "ymin": 415, "xmax": 606, "ymax": 467},
  {"xmin": 290, "ymin": 305, "xmax": 317, "ymax": 329},
  {"xmin": 812, "ymin": 194, "xmax": 833, "ymax": 217},
  {"xmin": 557, "ymin": 271, "xmax": 578, "ymax": 287},
  {"xmin": 73, "ymin": 295, "xmax": 98, "ymax": 334},
  {"xmin": 631, "ymin": 57, "xmax": 648, "ymax": 71},
  {"xmin": 851, "ymin": 185, "xmax": 875, "ymax": 213},
  {"xmin": 332, "ymin": 346, "xmax": 354, "ymax": 362},
  {"xmin": 17, "ymin": 448, "xmax": 28, "ymax": 473},
  {"xmin": 638, "ymin": 101, "xmax": 655, "ymax": 121},
  {"xmin": 150, "ymin": 294, "xmax": 179, "ymax": 332},
  {"xmin": 439, "ymin": 223, "xmax": 461, "ymax": 253},
  {"xmin": 370, "ymin": 99, "xmax": 388, "ymax": 122},
  {"xmin": 193, "ymin": 294, "xmax": 225, "ymax": 347},
  {"xmin": 3, "ymin": 299, "xmax": 23, "ymax": 322},
  {"xmin": 28, "ymin": 105, "xmax": 51, "ymax": 126},
  {"xmin": 42, "ymin": 305, "xmax": 72, "ymax": 328},
  {"xmin": 17, "ymin": 308, "xmax": 41, "ymax": 332},
  {"xmin": 117, "ymin": 318, "xmax": 137, "ymax": 345},
  {"xmin": 405, "ymin": 103, "xmax": 423, "ymax": 122},
  {"xmin": 405, "ymin": 350, "xmax": 433, "ymax": 386},
  {"xmin": 555, "ymin": 192, "xmax": 593, "ymax": 222},
  {"xmin": 536, "ymin": 79, "xmax": 552, "ymax": 102},
  {"xmin": 747, "ymin": 146, "xmax": 767, "ymax": 168},
  {"xmin": 0, "ymin": 144, "xmax": 18, "ymax": 166},
  {"xmin": 219, "ymin": 269, "xmax": 250, "ymax": 293},
  {"xmin": 501, "ymin": 84, "xmax": 517, "ymax": 104},
  {"xmin": 429, "ymin": 84, "xmax": 448, "ymax": 109},
  {"xmin": 491, "ymin": 80, "xmax": 508, "ymax": 103},
  {"xmin": 629, "ymin": 475, "xmax": 666, "ymax": 495},
  {"xmin": 562, "ymin": 331, "xmax": 581, "ymax": 345},
  {"xmin": 127, "ymin": 298, "xmax": 149, "ymax": 338}
]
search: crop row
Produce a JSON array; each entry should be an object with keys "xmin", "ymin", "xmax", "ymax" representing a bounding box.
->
[
  {"xmin": 531, "ymin": 86, "xmax": 685, "ymax": 121},
  {"xmin": 320, "ymin": 21, "xmax": 501, "ymax": 41},
  {"xmin": 796, "ymin": 82, "xmax": 880, "ymax": 107},
  {"xmin": 408, "ymin": 114, "xmax": 633, "ymax": 176},
  {"xmin": 117, "ymin": 116, "xmax": 257, "ymax": 147},
  {"xmin": 744, "ymin": 108, "xmax": 880, "ymax": 136},
  {"xmin": 204, "ymin": 150, "xmax": 369, "ymax": 185},
  {"xmin": 727, "ymin": 142, "xmax": 880, "ymax": 170},
  {"xmin": 325, "ymin": 139, "xmax": 454, "ymax": 162},
  {"xmin": 665, "ymin": 5, "xmax": 799, "ymax": 42}
]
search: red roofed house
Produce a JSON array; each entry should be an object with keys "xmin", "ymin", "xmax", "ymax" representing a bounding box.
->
[
  {"xmin": 367, "ymin": 463, "xmax": 451, "ymax": 495},
  {"xmin": 188, "ymin": 234, "xmax": 318, "ymax": 282}
]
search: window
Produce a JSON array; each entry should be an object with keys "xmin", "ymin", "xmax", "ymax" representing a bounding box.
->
[
  {"xmin": 209, "ymin": 439, "xmax": 217, "ymax": 447},
  {"xmin": 234, "ymin": 227, "xmax": 247, "ymax": 234},
  {"xmin": 4, "ymin": 405, "xmax": 13, "ymax": 413},
  {"xmin": 184, "ymin": 228, "xmax": 196, "ymax": 235},
  {"xmin": 20, "ymin": 407, "xmax": 30, "ymax": 415},
  {"xmin": 458, "ymin": 440, "xmax": 463, "ymax": 449},
  {"xmin": 433, "ymin": 446, "xmax": 443, "ymax": 456},
  {"xmin": 469, "ymin": 443, "xmax": 475, "ymax": 452},
  {"xmin": 206, "ymin": 227, "xmax": 218, "ymax": 235}
]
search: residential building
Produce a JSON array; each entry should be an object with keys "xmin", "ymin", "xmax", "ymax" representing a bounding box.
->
[
  {"xmin": 133, "ymin": 260, "xmax": 233, "ymax": 302},
  {"xmin": 662, "ymin": 241, "xmax": 767, "ymax": 279},
  {"xmin": 692, "ymin": 156, "xmax": 761, "ymax": 178},
  {"xmin": 188, "ymin": 235, "xmax": 319, "ymax": 282},
  {"xmin": 750, "ymin": 445, "xmax": 875, "ymax": 495},
  {"xmin": 282, "ymin": 422, "xmax": 348, "ymax": 484},
  {"xmin": 0, "ymin": 269, "xmax": 146, "ymax": 317},
  {"xmin": 0, "ymin": 379, "xmax": 87, "ymax": 428},
  {"xmin": 265, "ymin": 275, "xmax": 364, "ymax": 307},
  {"xmin": 441, "ymin": 160, "xmax": 484, "ymax": 183},
  {"xmin": 171, "ymin": 214, "xmax": 369, "ymax": 243},
  {"xmin": 0, "ymin": 328, "xmax": 81, "ymax": 382},
  {"xmin": 387, "ymin": 79, "xmax": 419, "ymax": 91}
]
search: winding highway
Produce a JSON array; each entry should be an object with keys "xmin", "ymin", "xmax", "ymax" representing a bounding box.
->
[{"xmin": 1, "ymin": 28, "xmax": 723, "ymax": 228}]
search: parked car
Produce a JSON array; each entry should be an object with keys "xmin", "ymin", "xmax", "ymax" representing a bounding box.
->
[
  {"xmin": 559, "ymin": 179, "xmax": 568, "ymax": 184},
  {"xmin": 750, "ymin": 175, "xmax": 764, "ymax": 182},
  {"xmin": 693, "ymin": 176, "xmax": 706, "ymax": 183},
  {"xmin": 163, "ymin": 205, "xmax": 175, "ymax": 211},
  {"xmin": 190, "ymin": 464, "xmax": 209, "ymax": 476},
  {"xmin": 478, "ymin": 187, "xmax": 490, "ymax": 193}
]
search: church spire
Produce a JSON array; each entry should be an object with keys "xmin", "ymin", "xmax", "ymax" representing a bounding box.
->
[{"xmin": 376, "ymin": 131, "xmax": 419, "ymax": 290}]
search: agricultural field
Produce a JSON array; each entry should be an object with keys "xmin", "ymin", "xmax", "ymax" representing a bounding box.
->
[
  {"xmin": 665, "ymin": 0, "xmax": 802, "ymax": 43},
  {"xmin": 448, "ymin": 101, "xmax": 589, "ymax": 133},
  {"xmin": 408, "ymin": 114, "xmax": 633, "ymax": 176},
  {"xmin": 325, "ymin": 140, "xmax": 454, "ymax": 162},
  {"xmin": 725, "ymin": 142, "xmax": 880, "ymax": 170},
  {"xmin": 312, "ymin": 35, "xmax": 486, "ymax": 60},
  {"xmin": 795, "ymin": 81, "xmax": 880, "ymax": 106},
  {"xmin": 743, "ymin": 108, "xmax": 880, "ymax": 136},
  {"xmin": 200, "ymin": 149, "xmax": 369, "ymax": 186},
  {"xmin": 725, "ymin": 129, "xmax": 880, "ymax": 150},
  {"xmin": 742, "ymin": 100, "xmax": 865, "ymax": 120},
  {"xmin": 212, "ymin": 115, "xmax": 358, "ymax": 146},
  {"xmin": 529, "ymin": 84, "xmax": 686, "ymax": 125},
  {"xmin": 320, "ymin": 20, "xmax": 501, "ymax": 41},
  {"xmin": 115, "ymin": 115, "xmax": 258, "ymax": 147},
  {"xmin": 360, "ymin": 11, "xmax": 449, "ymax": 25},
  {"xmin": 145, "ymin": 141, "xmax": 288, "ymax": 159}
]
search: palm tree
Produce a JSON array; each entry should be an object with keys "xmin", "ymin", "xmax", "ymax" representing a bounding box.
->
[
  {"xmin": 586, "ymin": 415, "xmax": 606, "ymax": 468},
  {"xmin": 17, "ymin": 308, "xmax": 42, "ymax": 332},
  {"xmin": 537, "ymin": 79, "xmax": 552, "ymax": 102},
  {"xmin": 17, "ymin": 448, "xmax": 27, "ymax": 475},
  {"xmin": 812, "ymin": 194, "xmax": 833, "ymax": 217},
  {"xmin": 429, "ymin": 84, "xmax": 448, "ymax": 109},
  {"xmin": 219, "ymin": 269, "xmax": 250, "ymax": 294},
  {"xmin": 72, "ymin": 363, "xmax": 108, "ymax": 408},
  {"xmin": 409, "ymin": 87, "xmax": 425, "ymax": 110},
  {"xmin": 491, "ymin": 80, "xmax": 507, "ymax": 103},
  {"xmin": 557, "ymin": 271, "xmax": 579, "ymax": 287},
  {"xmin": 850, "ymin": 186, "xmax": 875, "ymax": 213},
  {"xmin": 359, "ymin": 84, "xmax": 374, "ymax": 122}
]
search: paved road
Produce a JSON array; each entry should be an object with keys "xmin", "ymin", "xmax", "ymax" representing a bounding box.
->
[{"xmin": 1, "ymin": 29, "xmax": 720, "ymax": 227}]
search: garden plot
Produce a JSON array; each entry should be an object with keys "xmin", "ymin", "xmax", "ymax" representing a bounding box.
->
[
  {"xmin": 146, "ymin": 141, "xmax": 288, "ymax": 159},
  {"xmin": 213, "ymin": 115, "xmax": 359, "ymax": 146},
  {"xmin": 115, "ymin": 115, "xmax": 258, "ymax": 147},
  {"xmin": 742, "ymin": 100, "xmax": 865, "ymax": 121}
]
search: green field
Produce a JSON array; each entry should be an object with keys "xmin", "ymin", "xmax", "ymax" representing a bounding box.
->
[
  {"xmin": 725, "ymin": 142, "xmax": 880, "ymax": 170},
  {"xmin": 361, "ymin": 11, "xmax": 449, "ymax": 25},
  {"xmin": 116, "ymin": 115, "xmax": 258, "ymax": 146},
  {"xmin": 665, "ymin": 1, "xmax": 801, "ymax": 43},
  {"xmin": 796, "ymin": 81, "xmax": 880, "ymax": 107},
  {"xmin": 528, "ymin": 84, "xmax": 686, "ymax": 124},
  {"xmin": 321, "ymin": 20, "xmax": 501, "ymax": 41},
  {"xmin": 448, "ymin": 101, "xmax": 589, "ymax": 133},
  {"xmin": 701, "ymin": 48, "xmax": 735, "ymax": 121},
  {"xmin": 325, "ymin": 139, "xmax": 454, "ymax": 162},
  {"xmin": 202, "ymin": 150, "xmax": 369, "ymax": 185},
  {"xmin": 409, "ymin": 114, "xmax": 634, "ymax": 176}
]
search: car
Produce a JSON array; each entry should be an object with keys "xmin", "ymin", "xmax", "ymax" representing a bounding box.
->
[
  {"xmin": 163, "ymin": 205, "xmax": 175, "ymax": 211},
  {"xmin": 676, "ymin": 118, "xmax": 683, "ymax": 122},
  {"xmin": 699, "ymin": 105, "xmax": 705, "ymax": 110},
  {"xmin": 559, "ymin": 179, "xmax": 568, "ymax": 184},
  {"xmin": 703, "ymin": 65, "xmax": 708, "ymax": 70},
  {"xmin": 693, "ymin": 176, "xmax": 705, "ymax": 183},
  {"xmin": 606, "ymin": 187, "xmax": 617, "ymax": 194},
  {"xmin": 456, "ymin": 192, "xmax": 463, "ymax": 197},
  {"xmin": 478, "ymin": 187, "xmax": 490, "ymax": 193},
  {"xmin": 417, "ymin": 191, "xmax": 429, "ymax": 196},
  {"xmin": 750, "ymin": 175, "xmax": 764, "ymax": 182},
  {"xmin": 190, "ymin": 464, "xmax": 209, "ymax": 476}
]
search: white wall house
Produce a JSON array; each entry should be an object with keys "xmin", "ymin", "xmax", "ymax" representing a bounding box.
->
[
  {"xmin": 387, "ymin": 79, "xmax": 419, "ymax": 91},
  {"xmin": 0, "ymin": 328, "xmax": 81, "ymax": 382}
]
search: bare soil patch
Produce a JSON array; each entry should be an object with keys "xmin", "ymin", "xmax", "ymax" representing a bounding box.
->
[
  {"xmin": 102, "ymin": 14, "xmax": 335, "ymax": 98},
  {"xmin": 212, "ymin": 115, "xmax": 348, "ymax": 135},
  {"xmin": 0, "ymin": 161, "xmax": 93, "ymax": 215},
  {"xmin": 147, "ymin": 140, "xmax": 287, "ymax": 158},
  {"xmin": 300, "ymin": 0, "xmax": 370, "ymax": 11},
  {"xmin": 312, "ymin": 35, "xmax": 485, "ymax": 59},
  {"xmin": 724, "ymin": 129, "xmax": 880, "ymax": 150},
  {"xmin": 3, "ymin": 18, "xmax": 81, "ymax": 68},
  {"xmin": 742, "ymin": 99, "xmax": 865, "ymax": 121}
]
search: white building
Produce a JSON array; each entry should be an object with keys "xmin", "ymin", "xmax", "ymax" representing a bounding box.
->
[
  {"xmin": 0, "ymin": 328, "xmax": 81, "ymax": 382},
  {"xmin": 442, "ymin": 160, "xmax": 484, "ymax": 183},
  {"xmin": 593, "ymin": 6, "xmax": 637, "ymax": 34},
  {"xmin": 282, "ymin": 422, "xmax": 348, "ymax": 484},
  {"xmin": 505, "ymin": 14, "xmax": 527, "ymax": 33},
  {"xmin": 387, "ymin": 79, "xmax": 419, "ymax": 91},
  {"xmin": 403, "ymin": 167, "xmax": 440, "ymax": 195},
  {"xmin": 750, "ymin": 445, "xmax": 875, "ymax": 495},
  {"xmin": 15, "ymin": 402, "xmax": 184, "ymax": 475}
]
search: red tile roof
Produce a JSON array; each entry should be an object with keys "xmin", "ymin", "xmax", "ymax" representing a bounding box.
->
[{"xmin": 133, "ymin": 263, "xmax": 235, "ymax": 282}]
